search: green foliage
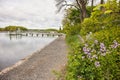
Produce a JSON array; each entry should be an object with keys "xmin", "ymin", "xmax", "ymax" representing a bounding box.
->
[
  {"xmin": 4, "ymin": 26, "xmax": 27, "ymax": 31},
  {"xmin": 80, "ymin": 18, "xmax": 101, "ymax": 35},
  {"xmin": 66, "ymin": 31, "xmax": 120, "ymax": 80},
  {"xmin": 64, "ymin": 0, "xmax": 120, "ymax": 80},
  {"xmin": 67, "ymin": 8, "xmax": 80, "ymax": 24},
  {"xmin": 52, "ymin": 70, "xmax": 62, "ymax": 80},
  {"xmin": 86, "ymin": 6, "xmax": 95, "ymax": 16},
  {"xmin": 44, "ymin": 28, "xmax": 58, "ymax": 32},
  {"xmin": 80, "ymin": 0, "xmax": 120, "ymax": 36},
  {"xmin": 62, "ymin": 8, "xmax": 81, "ymax": 35},
  {"xmin": 63, "ymin": 23, "xmax": 81, "ymax": 35},
  {"xmin": 92, "ymin": 26, "xmax": 120, "ymax": 45},
  {"xmin": 62, "ymin": 8, "xmax": 80, "ymax": 26},
  {"xmin": 0, "ymin": 28, "xmax": 5, "ymax": 31}
]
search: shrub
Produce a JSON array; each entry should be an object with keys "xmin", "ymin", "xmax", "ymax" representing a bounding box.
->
[
  {"xmin": 66, "ymin": 34, "xmax": 120, "ymax": 80},
  {"xmin": 63, "ymin": 23, "xmax": 81, "ymax": 35}
]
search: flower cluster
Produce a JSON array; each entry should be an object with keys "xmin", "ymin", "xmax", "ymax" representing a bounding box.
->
[
  {"xmin": 100, "ymin": 43, "xmax": 106, "ymax": 53},
  {"xmin": 82, "ymin": 40, "xmax": 119, "ymax": 68},
  {"xmin": 111, "ymin": 40, "xmax": 120, "ymax": 49},
  {"xmin": 83, "ymin": 46, "xmax": 91, "ymax": 55}
]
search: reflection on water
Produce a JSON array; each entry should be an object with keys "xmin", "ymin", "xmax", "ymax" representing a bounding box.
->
[{"xmin": 0, "ymin": 32, "xmax": 57, "ymax": 71}]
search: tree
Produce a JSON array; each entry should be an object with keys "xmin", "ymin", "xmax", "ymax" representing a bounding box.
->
[
  {"xmin": 91, "ymin": 0, "xmax": 94, "ymax": 12},
  {"xmin": 4, "ymin": 26, "xmax": 27, "ymax": 31},
  {"xmin": 100, "ymin": 0, "xmax": 104, "ymax": 10},
  {"xmin": 100, "ymin": 0, "xmax": 104, "ymax": 4},
  {"xmin": 119, "ymin": 0, "xmax": 120, "ymax": 13},
  {"xmin": 55, "ymin": 0, "xmax": 89, "ymax": 22}
]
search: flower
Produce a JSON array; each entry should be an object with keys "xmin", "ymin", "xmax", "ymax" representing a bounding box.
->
[
  {"xmin": 77, "ymin": 75, "xmax": 82, "ymax": 79},
  {"xmin": 94, "ymin": 40, "xmax": 98, "ymax": 44},
  {"xmin": 83, "ymin": 47, "xmax": 91, "ymax": 54},
  {"xmin": 111, "ymin": 40, "xmax": 120, "ymax": 49},
  {"xmin": 100, "ymin": 43, "xmax": 105, "ymax": 48},
  {"xmin": 92, "ymin": 55, "xmax": 98, "ymax": 59},
  {"xmin": 84, "ymin": 44, "xmax": 88, "ymax": 47},
  {"xmin": 101, "ymin": 53, "xmax": 106, "ymax": 56},
  {"xmin": 87, "ymin": 54, "xmax": 92, "ymax": 59},
  {"xmin": 100, "ymin": 43, "xmax": 106, "ymax": 53},
  {"xmin": 82, "ymin": 56, "xmax": 85, "ymax": 59},
  {"xmin": 94, "ymin": 61, "xmax": 100, "ymax": 67}
]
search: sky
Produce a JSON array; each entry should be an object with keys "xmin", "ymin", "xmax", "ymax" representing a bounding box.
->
[{"xmin": 0, "ymin": 0, "xmax": 64, "ymax": 29}]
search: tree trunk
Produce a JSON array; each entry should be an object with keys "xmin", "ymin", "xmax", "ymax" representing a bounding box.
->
[
  {"xmin": 91, "ymin": 0, "xmax": 94, "ymax": 12},
  {"xmin": 100, "ymin": 0, "xmax": 104, "ymax": 4},
  {"xmin": 100, "ymin": 0, "xmax": 104, "ymax": 11},
  {"xmin": 76, "ymin": 0, "xmax": 88, "ymax": 22},
  {"xmin": 79, "ymin": 5, "xmax": 87, "ymax": 22},
  {"xmin": 119, "ymin": 0, "xmax": 120, "ymax": 13},
  {"xmin": 82, "ymin": 5, "xmax": 87, "ymax": 19}
]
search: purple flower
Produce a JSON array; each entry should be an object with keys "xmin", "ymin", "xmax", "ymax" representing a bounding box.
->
[
  {"xmin": 94, "ymin": 61, "xmax": 100, "ymax": 67},
  {"xmin": 83, "ymin": 47, "xmax": 91, "ymax": 54},
  {"xmin": 111, "ymin": 40, "xmax": 120, "ymax": 49},
  {"xmin": 100, "ymin": 43, "xmax": 106, "ymax": 53},
  {"xmin": 100, "ymin": 43, "xmax": 105, "ymax": 48},
  {"xmin": 87, "ymin": 54, "xmax": 92, "ymax": 59}
]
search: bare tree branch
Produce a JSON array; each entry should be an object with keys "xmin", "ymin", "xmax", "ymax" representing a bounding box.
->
[
  {"xmin": 55, "ymin": 0, "xmax": 89, "ymax": 21},
  {"xmin": 56, "ymin": 0, "xmax": 65, "ymax": 6},
  {"xmin": 63, "ymin": 3, "xmax": 80, "ymax": 10},
  {"xmin": 75, "ymin": 0, "xmax": 81, "ymax": 9}
]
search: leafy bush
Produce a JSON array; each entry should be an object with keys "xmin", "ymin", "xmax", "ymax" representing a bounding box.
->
[
  {"xmin": 63, "ymin": 23, "xmax": 81, "ymax": 35},
  {"xmin": 66, "ymin": 34, "xmax": 120, "ymax": 80},
  {"xmin": 80, "ymin": 0, "xmax": 120, "ymax": 36},
  {"xmin": 64, "ymin": 0, "xmax": 120, "ymax": 80},
  {"xmin": 92, "ymin": 26, "xmax": 120, "ymax": 45}
]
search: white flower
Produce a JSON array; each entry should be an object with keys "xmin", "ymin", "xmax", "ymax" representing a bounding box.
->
[
  {"xmin": 94, "ymin": 61, "xmax": 100, "ymax": 67},
  {"xmin": 92, "ymin": 55, "xmax": 98, "ymax": 59}
]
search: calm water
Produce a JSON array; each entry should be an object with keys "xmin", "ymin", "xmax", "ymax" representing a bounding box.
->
[{"xmin": 0, "ymin": 32, "xmax": 57, "ymax": 71}]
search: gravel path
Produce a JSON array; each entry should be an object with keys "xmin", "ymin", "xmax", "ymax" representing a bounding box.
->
[{"xmin": 0, "ymin": 37, "xmax": 67, "ymax": 80}]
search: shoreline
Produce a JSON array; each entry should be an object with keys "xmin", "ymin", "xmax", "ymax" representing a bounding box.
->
[
  {"xmin": 0, "ymin": 37, "xmax": 58, "ymax": 75},
  {"xmin": 0, "ymin": 36, "xmax": 67, "ymax": 80}
]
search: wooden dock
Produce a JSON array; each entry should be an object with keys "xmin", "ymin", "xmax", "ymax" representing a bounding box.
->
[{"xmin": 9, "ymin": 32, "xmax": 64, "ymax": 37}]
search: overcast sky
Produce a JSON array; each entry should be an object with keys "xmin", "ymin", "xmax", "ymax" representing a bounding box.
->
[{"xmin": 0, "ymin": 0, "xmax": 64, "ymax": 29}]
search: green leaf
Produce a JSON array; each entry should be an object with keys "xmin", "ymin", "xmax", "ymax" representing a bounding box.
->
[{"xmin": 104, "ymin": 10, "xmax": 113, "ymax": 14}]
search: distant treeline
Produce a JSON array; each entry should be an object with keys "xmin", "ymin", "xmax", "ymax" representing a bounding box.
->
[
  {"xmin": 0, "ymin": 26, "xmax": 59, "ymax": 32},
  {"xmin": 28, "ymin": 28, "xmax": 59, "ymax": 33},
  {"xmin": 0, "ymin": 26, "xmax": 27, "ymax": 31}
]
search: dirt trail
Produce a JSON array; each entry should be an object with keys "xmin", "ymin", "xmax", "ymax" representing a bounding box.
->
[{"xmin": 0, "ymin": 37, "xmax": 67, "ymax": 80}]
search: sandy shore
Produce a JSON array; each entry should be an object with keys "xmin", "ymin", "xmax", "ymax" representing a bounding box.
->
[{"xmin": 0, "ymin": 37, "xmax": 67, "ymax": 80}]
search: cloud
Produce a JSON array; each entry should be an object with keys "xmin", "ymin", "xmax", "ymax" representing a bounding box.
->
[{"xmin": 0, "ymin": 0, "xmax": 64, "ymax": 29}]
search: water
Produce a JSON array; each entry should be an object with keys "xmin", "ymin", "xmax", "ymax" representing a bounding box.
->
[{"xmin": 0, "ymin": 32, "xmax": 57, "ymax": 71}]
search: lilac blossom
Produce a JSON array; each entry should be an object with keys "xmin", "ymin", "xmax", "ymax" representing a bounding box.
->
[
  {"xmin": 94, "ymin": 61, "xmax": 100, "ymax": 67},
  {"xmin": 83, "ymin": 47, "xmax": 91, "ymax": 54},
  {"xmin": 100, "ymin": 43, "xmax": 106, "ymax": 53},
  {"xmin": 87, "ymin": 54, "xmax": 92, "ymax": 59},
  {"xmin": 111, "ymin": 40, "xmax": 120, "ymax": 49}
]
